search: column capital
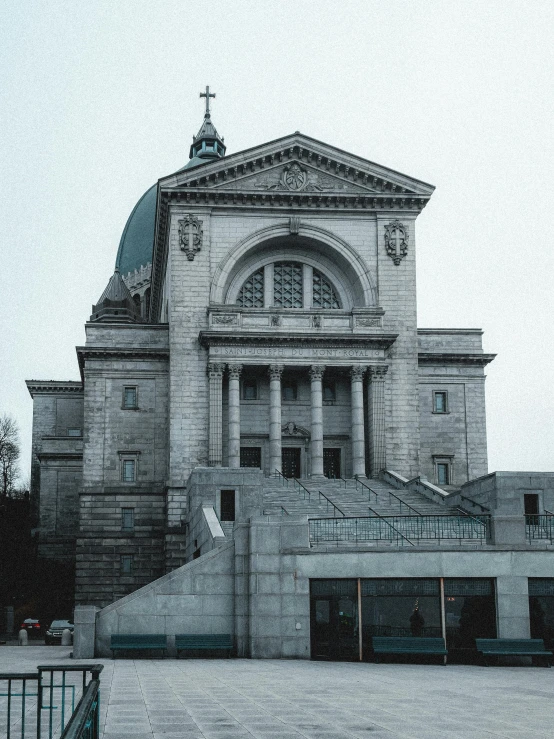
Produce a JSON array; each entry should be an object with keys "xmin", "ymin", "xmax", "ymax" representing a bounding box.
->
[
  {"xmin": 350, "ymin": 365, "xmax": 366, "ymax": 381},
  {"xmin": 309, "ymin": 364, "xmax": 325, "ymax": 381},
  {"xmin": 207, "ymin": 362, "xmax": 225, "ymax": 378},
  {"xmin": 368, "ymin": 365, "xmax": 388, "ymax": 380},
  {"xmin": 227, "ymin": 363, "xmax": 243, "ymax": 379},
  {"xmin": 268, "ymin": 364, "xmax": 285, "ymax": 380}
]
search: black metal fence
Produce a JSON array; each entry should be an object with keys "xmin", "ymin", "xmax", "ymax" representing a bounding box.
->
[
  {"xmin": 309, "ymin": 514, "xmax": 491, "ymax": 545},
  {"xmin": 526, "ymin": 514, "xmax": 554, "ymax": 541},
  {"xmin": 0, "ymin": 664, "xmax": 103, "ymax": 739}
]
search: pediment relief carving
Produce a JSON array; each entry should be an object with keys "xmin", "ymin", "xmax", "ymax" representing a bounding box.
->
[{"xmin": 214, "ymin": 161, "xmax": 372, "ymax": 194}]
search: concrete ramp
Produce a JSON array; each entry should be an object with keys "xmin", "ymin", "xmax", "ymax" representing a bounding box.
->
[{"xmin": 91, "ymin": 541, "xmax": 235, "ymax": 657}]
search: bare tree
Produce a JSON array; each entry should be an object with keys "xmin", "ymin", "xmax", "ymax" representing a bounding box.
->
[{"xmin": 0, "ymin": 414, "xmax": 20, "ymax": 497}]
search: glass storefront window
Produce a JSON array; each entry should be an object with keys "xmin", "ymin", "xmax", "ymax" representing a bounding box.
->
[
  {"xmin": 529, "ymin": 579, "xmax": 554, "ymax": 651},
  {"xmin": 443, "ymin": 579, "xmax": 496, "ymax": 654}
]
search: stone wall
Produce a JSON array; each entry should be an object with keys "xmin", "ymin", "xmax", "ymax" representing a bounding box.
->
[{"xmin": 92, "ymin": 541, "xmax": 235, "ymax": 658}]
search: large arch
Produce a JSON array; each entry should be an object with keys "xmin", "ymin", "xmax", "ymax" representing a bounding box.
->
[{"xmin": 210, "ymin": 222, "xmax": 377, "ymax": 308}]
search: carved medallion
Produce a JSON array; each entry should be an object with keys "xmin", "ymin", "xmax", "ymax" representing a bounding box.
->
[
  {"xmin": 356, "ymin": 317, "xmax": 381, "ymax": 327},
  {"xmin": 179, "ymin": 214, "xmax": 203, "ymax": 261},
  {"xmin": 281, "ymin": 163, "xmax": 307, "ymax": 191},
  {"xmin": 212, "ymin": 314, "xmax": 237, "ymax": 325},
  {"xmin": 384, "ymin": 221, "xmax": 409, "ymax": 265}
]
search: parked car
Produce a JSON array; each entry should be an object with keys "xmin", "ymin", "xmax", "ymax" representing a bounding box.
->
[
  {"xmin": 20, "ymin": 618, "xmax": 42, "ymax": 638},
  {"xmin": 45, "ymin": 620, "xmax": 74, "ymax": 645}
]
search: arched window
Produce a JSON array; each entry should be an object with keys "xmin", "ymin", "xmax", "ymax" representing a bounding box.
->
[
  {"xmin": 237, "ymin": 268, "xmax": 264, "ymax": 307},
  {"xmin": 236, "ymin": 261, "xmax": 342, "ymax": 309},
  {"xmin": 313, "ymin": 269, "xmax": 340, "ymax": 309},
  {"xmin": 273, "ymin": 262, "xmax": 303, "ymax": 308}
]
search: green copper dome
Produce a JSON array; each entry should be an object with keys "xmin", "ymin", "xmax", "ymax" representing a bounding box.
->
[
  {"xmin": 115, "ymin": 94, "xmax": 225, "ymax": 276},
  {"xmin": 115, "ymin": 184, "xmax": 158, "ymax": 277}
]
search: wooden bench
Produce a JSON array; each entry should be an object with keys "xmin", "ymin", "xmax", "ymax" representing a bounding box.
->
[
  {"xmin": 110, "ymin": 634, "xmax": 168, "ymax": 658},
  {"xmin": 175, "ymin": 633, "xmax": 233, "ymax": 657},
  {"xmin": 475, "ymin": 638, "xmax": 553, "ymax": 667},
  {"xmin": 372, "ymin": 637, "xmax": 448, "ymax": 664}
]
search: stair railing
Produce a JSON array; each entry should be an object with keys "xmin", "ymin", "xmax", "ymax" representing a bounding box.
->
[
  {"xmin": 354, "ymin": 475, "xmax": 378, "ymax": 503},
  {"xmin": 280, "ymin": 506, "xmax": 290, "ymax": 516},
  {"xmin": 339, "ymin": 476, "xmax": 353, "ymax": 489},
  {"xmin": 318, "ymin": 490, "xmax": 345, "ymax": 517},
  {"xmin": 367, "ymin": 506, "xmax": 415, "ymax": 546},
  {"xmin": 274, "ymin": 469, "xmax": 289, "ymax": 487},
  {"xmin": 459, "ymin": 494, "xmax": 490, "ymax": 513},
  {"xmin": 292, "ymin": 478, "xmax": 311, "ymax": 501},
  {"xmin": 388, "ymin": 489, "xmax": 422, "ymax": 515}
]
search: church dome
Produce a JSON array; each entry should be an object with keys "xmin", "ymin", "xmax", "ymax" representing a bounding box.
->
[{"xmin": 115, "ymin": 184, "xmax": 158, "ymax": 277}]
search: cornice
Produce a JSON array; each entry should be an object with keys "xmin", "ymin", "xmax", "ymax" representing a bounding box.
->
[
  {"xmin": 76, "ymin": 346, "xmax": 170, "ymax": 382},
  {"xmin": 418, "ymin": 352, "xmax": 496, "ymax": 367},
  {"xmin": 26, "ymin": 380, "xmax": 83, "ymax": 397},
  {"xmin": 199, "ymin": 331, "xmax": 398, "ymax": 351}
]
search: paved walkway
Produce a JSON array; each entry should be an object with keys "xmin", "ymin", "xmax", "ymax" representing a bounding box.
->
[{"xmin": 2, "ymin": 646, "xmax": 554, "ymax": 738}]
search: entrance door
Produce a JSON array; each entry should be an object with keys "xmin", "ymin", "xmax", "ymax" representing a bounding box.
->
[
  {"xmin": 310, "ymin": 580, "xmax": 359, "ymax": 660},
  {"xmin": 282, "ymin": 447, "xmax": 301, "ymax": 478},
  {"xmin": 323, "ymin": 448, "xmax": 341, "ymax": 479}
]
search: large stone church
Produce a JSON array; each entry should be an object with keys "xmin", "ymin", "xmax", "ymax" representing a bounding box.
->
[{"xmin": 27, "ymin": 92, "xmax": 554, "ymax": 660}]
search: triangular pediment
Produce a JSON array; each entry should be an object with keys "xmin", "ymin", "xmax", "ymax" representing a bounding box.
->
[{"xmin": 159, "ymin": 133, "xmax": 435, "ymax": 197}]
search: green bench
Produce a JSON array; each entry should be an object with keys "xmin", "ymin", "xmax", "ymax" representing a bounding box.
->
[
  {"xmin": 111, "ymin": 634, "xmax": 168, "ymax": 658},
  {"xmin": 175, "ymin": 633, "xmax": 233, "ymax": 657},
  {"xmin": 372, "ymin": 637, "xmax": 448, "ymax": 664},
  {"xmin": 475, "ymin": 638, "xmax": 553, "ymax": 667}
]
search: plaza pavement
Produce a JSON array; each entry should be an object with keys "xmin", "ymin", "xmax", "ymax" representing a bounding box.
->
[{"xmin": 1, "ymin": 646, "xmax": 554, "ymax": 739}]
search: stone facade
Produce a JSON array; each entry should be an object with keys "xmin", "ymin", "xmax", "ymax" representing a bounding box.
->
[{"xmin": 29, "ymin": 122, "xmax": 552, "ymax": 662}]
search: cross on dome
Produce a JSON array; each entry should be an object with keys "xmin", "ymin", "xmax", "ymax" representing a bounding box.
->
[{"xmin": 200, "ymin": 86, "xmax": 216, "ymax": 117}]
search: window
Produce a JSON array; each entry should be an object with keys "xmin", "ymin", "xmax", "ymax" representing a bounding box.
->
[
  {"xmin": 323, "ymin": 382, "xmax": 336, "ymax": 402},
  {"xmin": 236, "ymin": 262, "xmax": 342, "ymax": 310},
  {"xmin": 122, "ymin": 508, "xmax": 134, "ymax": 531},
  {"xmin": 121, "ymin": 459, "xmax": 136, "ymax": 482},
  {"xmin": 313, "ymin": 269, "xmax": 341, "ymax": 309},
  {"xmin": 237, "ymin": 268, "xmax": 264, "ymax": 307},
  {"xmin": 123, "ymin": 386, "xmax": 137, "ymax": 409},
  {"xmin": 274, "ymin": 263, "xmax": 303, "ymax": 308},
  {"xmin": 433, "ymin": 391, "xmax": 448, "ymax": 413},
  {"xmin": 437, "ymin": 463, "xmax": 450, "ymax": 486},
  {"xmin": 220, "ymin": 490, "xmax": 236, "ymax": 521},
  {"xmin": 120, "ymin": 555, "xmax": 133, "ymax": 575},
  {"xmin": 282, "ymin": 381, "xmax": 297, "ymax": 401},
  {"xmin": 67, "ymin": 428, "xmax": 81, "ymax": 437},
  {"xmin": 242, "ymin": 380, "xmax": 258, "ymax": 400}
]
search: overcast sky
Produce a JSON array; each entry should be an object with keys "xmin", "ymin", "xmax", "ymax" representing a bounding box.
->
[{"xmin": 1, "ymin": 0, "xmax": 553, "ymax": 479}]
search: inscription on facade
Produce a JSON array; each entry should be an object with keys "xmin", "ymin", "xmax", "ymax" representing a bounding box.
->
[{"xmin": 211, "ymin": 346, "xmax": 383, "ymax": 359}]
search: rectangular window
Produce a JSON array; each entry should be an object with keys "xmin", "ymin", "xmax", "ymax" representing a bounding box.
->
[
  {"xmin": 433, "ymin": 391, "xmax": 448, "ymax": 413},
  {"xmin": 282, "ymin": 381, "xmax": 297, "ymax": 401},
  {"xmin": 121, "ymin": 554, "xmax": 133, "ymax": 575},
  {"xmin": 122, "ymin": 508, "xmax": 134, "ymax": 531},
  {"xmin": 123, "ymin": 386, "xmax": 138, "ymax": 409},
  {"xmin": 242, "ymin": 380, "xmax": 258, "ymax": 400},
  {"xmin": 122, "ymin": 459, "xmax": 136, "ymax": 482},
  {"xmin": 220, "ymin": 490, "xmax": 236, "ymax": 521},
  {"xmin": 67, "ymin": 428, "xmax": 82, "ymax": 437},
  {"xmin": 437, "ymin": 462, "xmax": 450, "ymax": 486},
  {"xmin": 323, "ymin": 382, "xmax": 336, "ymax": 402}
]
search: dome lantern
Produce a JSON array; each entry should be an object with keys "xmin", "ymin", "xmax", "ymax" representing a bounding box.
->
[{"xmin": 188, "ymin": 85, "xmax": 226, "ymax": 162}]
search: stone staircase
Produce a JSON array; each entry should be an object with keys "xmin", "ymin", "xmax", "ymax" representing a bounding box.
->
[{"xmin": 262, "ymin": 475, "xmax": 455, "ymax": 518}]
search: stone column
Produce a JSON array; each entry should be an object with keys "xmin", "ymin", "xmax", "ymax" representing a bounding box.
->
[
  {"xmin": 350, "ymin": 366, "xmax": 366, "ymax": 477},
  {"xmin": 208, "ymin": 363, "xmax": 224, "ymax": 467},
  {"xmin": 309, "ymin": 365, "xmax": 325, "ymax": 477},
  {"xmin": 228, "ymin": 364, "xmax": 242, "ymax": 468},
  {"xmin": 368, "ymin": 365, "xmax": 388, "ymax": 476},
  {"xmin": 268, "ymin": 364, "xmax": 284, "ymax": 475}
]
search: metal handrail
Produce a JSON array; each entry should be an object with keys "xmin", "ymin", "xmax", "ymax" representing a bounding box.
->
[
  {"xmin": 274, "ymin": 469, "xmax": 289, "ymax": 486},
  {"xmin": 460, "ymin": 494, "xmax": 490, "ymax": 513},
  {"xmin": 387, "ymin": 489, "xmax": 422, "ymax": 515},
  {"xmin": 354, "ymin": 475, "xmax": 378, "ymax": 502},
  {"xmin": 545, "ymin": 509, "xmax": 554, "ymax": 516},
  {"xmin": 367, "ymin": 505, "xmax": 415, "ymax": 546},
  {"xmin": 292, "ymin": 478, "xmax": 311, "ymax": 500},
  {"xmin": 317, "ymin": 490, "xmax": 345, "ymax": 517},
  {"xmin": 280, "ymin": 506, "xmax": 290, "ymax": 516},
  {"xmin": 61, "ymin": 679, "xmax": 100, "ymax": 739},
  {"xmin": 339, "ymin": 476, "xmax": 353, "ymax": 488}
]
